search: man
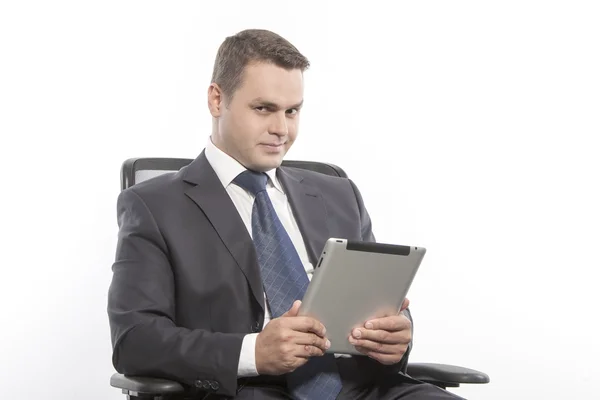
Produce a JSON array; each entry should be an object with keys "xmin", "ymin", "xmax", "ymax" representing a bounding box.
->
[{"xmin": 108, "ymin": 29, "xmax": 463, "ymax": 399}]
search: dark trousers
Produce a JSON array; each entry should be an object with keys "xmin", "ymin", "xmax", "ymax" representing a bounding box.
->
[{"xmin": 230, "ymin": 358, "xmax": 466, "ymax": 400}]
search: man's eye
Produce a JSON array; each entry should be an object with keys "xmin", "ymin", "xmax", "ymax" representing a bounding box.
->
[{"xmin": 286, "ymin": 108, "xmax": 298, "ymax": 115}]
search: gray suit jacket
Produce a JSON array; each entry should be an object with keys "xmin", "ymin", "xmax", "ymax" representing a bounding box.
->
[{"xmin": 107, "ymin": 151, "xmax": 412, "ymax": 397}]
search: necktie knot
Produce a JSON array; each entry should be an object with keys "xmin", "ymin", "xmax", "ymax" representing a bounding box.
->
[{"xmin": 233, "ymin": 170, "xmax": 268, "ymax": 196}]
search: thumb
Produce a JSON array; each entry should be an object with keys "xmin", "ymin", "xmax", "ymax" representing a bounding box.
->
[
  {"xmin": 400, "ymin": 298, "xmax": 410, "ymax": 311},
  {"xmin": 282, "ymin": 300, "xmax": 302, "ymax": 317}
]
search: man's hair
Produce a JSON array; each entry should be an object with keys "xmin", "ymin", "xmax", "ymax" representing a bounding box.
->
[{"xmin": 211, "ymin": 29, "xmax": 310, "ymax": 101}]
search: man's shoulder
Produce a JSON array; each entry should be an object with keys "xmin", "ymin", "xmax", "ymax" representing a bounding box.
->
[
  {"xmin": 278, "ymin": 165, "xmax": 359, "ymax": 201},
  {"xmin": 119, "ymin": 165, "xmax": 189, "ymax": 204},
  {"xmin": 279, "ymin": 165, "xmax": 348, "ymax": 185}
]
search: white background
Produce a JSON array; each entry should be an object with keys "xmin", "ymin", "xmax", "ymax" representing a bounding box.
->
[{"xmin": 1, "ymin": 1, "xmax": 599, "ymax": 399}]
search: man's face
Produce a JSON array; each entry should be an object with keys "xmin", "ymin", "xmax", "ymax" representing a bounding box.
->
[{"xmin": 209, "ymin": 62, "xmax": 304, "ymax": 171}]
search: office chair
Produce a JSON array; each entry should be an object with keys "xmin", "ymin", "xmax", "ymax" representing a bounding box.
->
[{"xmin": 111, "ymin": 157, "xmax": 490, "ymax": 399}]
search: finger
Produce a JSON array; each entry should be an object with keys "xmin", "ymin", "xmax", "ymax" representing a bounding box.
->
[
  {"xmin": 354, "ymin": 347, "xmax": 403, "ymax": 365},
  {"xmin": 295, "ymin": 344, "xmax": 326, "ymax": 358},
  {"xmin": 400, "ymin": 298, "xmax": 410, "ymax": 311},
  {"xmin": 289, "ymin": 317, "xmax": 327, "ymax": 337},
  {"xmin": 282, "ymin": 300, "xmax": 302, "ymax": 317},
  {"xmin": 295, "ymin": 333, "xmax": 331, "ymax": 352},
  {"xmin": 364, "ymin": 314, "xmax": 410, "ymax": 331},
  {"xmin": 350, "ymin": 338, "xmax": 402, "ymax": 355},
  {"xmin": 351, "ymin": 328, "xmax": 406, "ymax": 345}
]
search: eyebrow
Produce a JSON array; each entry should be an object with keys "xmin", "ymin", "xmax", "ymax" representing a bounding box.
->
[{"xmin": 250, "ymin": 98, "xmax": 304, "ymax": 110}]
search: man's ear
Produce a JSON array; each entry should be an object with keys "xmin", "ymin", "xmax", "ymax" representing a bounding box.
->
[{"xmin": 208, "ymin": 83, "xmax": 223, "ymax": 117}]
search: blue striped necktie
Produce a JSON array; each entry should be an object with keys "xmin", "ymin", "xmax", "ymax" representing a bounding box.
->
[{"xmin": 233, "ymin": 170, "xmax": 343, "ymax": 400}]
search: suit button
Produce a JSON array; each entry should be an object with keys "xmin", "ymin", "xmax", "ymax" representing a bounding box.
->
[
  {"xmin": 202, "ymin": 380, "xmax": 210, "ymax": 389},
  {"xmin": 252, "ymin": 321, "xmax": 261, "ymax": 332},
  {"xmin": 210, "ymin": 381, "xmax": 220, "ymax": 390},
  {"xmin": 194, "ymin": 380, "xmax": 204, "ymax": 388}
]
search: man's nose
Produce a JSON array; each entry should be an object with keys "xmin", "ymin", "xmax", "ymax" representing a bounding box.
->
[{"xmin": 268, "ymin": 112, "xmax": 288, "ymax": 137}]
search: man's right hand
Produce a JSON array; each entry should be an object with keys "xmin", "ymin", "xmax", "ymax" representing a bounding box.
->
[{"xmin": 255, "ymin": 300, "xmax": 330, "ymax": 375}]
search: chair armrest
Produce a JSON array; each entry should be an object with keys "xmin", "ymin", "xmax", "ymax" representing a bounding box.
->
[
  {"xmin": 406, "ymin": 363, "xmax": 490, "ymax": 387},
  {"xmin": 110, "ymin": 373, "xmax": 185, "ymax": 396}
]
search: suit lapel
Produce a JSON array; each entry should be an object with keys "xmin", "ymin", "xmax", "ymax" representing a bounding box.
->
[
  {"xmin": 277, "ymin": 168, "xmax": 330, "ymax": 266},
  {"xmin": 182, "ymin": 152, "xmax": 265, "ymax": 312}
]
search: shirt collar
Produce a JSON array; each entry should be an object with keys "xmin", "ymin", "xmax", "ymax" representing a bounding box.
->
[{"xmin": 204, "ymin": 137, "xmax": 283, "ymax": 193}]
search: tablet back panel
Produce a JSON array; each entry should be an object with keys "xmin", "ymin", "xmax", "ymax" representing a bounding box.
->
[{"xmin": 299, "ymin": 238, "xmax": 426, "ymax": 355}]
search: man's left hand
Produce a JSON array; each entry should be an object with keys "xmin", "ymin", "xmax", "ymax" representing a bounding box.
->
[{"xmin": 348, "ymin": 298, "xmax": 412, "ymax": 365}]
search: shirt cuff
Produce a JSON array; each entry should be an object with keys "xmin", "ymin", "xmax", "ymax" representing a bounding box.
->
[{"xmin": 237, "ymin": 333, "xmax": 260, "ymax": 377}]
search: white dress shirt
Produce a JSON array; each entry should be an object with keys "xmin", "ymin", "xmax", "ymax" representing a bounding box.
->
[{"xmin": 204, "ymin": 138, "xmax": 315, "ymax": 377}]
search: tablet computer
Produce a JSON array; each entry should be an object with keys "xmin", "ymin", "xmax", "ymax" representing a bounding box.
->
[{"xmin": 298, "ymin": 238, "xmax": 426, "ymax": 355}]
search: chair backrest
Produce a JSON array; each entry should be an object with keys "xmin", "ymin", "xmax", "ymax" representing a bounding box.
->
[{"xmin": 121, "ymin": 157, "xmax": 348, "ymax": 191}]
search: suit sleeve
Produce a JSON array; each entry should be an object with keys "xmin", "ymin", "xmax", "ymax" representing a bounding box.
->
[
  {"xmin": 107, "ymin": 188, "xmax": 245, "ymax": 397},
  {"xmin": 348, "ymin": 179, "xmax": 413, "ymax": 375}
]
